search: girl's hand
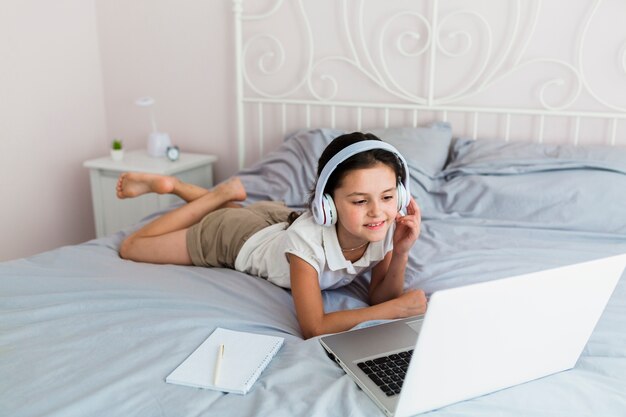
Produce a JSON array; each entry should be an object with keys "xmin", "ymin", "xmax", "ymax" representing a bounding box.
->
[
  {"xmin": 392, "ymin": 289, "xmax": 427, "ymax": 318},
  {"xmin": 393, "ymin": 197, "xmax": 421, "ymax": 255}
]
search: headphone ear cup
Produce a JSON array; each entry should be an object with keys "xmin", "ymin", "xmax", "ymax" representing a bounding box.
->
[
  {"xmin": 321, "ymin": 193, "xmax": 337, "ymax": 226},
  {"xmin": 397, "ymin": 183, "xmax": 409, "ymax": 211}
]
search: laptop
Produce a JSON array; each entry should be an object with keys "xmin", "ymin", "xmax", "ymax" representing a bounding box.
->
[{"xmin": 319, "ymin": 254, "xmax": 626, "ymax": 417}]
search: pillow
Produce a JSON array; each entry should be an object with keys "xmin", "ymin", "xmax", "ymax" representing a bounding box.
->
[
  {"xmin": 239, "ymin": 128, "xmax": 341, "ymax": 208},
  {"xmin": 446, "ymin": 137, "xmax": 626, "ymax": 175},
  {"xmin": 368, "ymin": 122, "xmax": 453, "ymax": 177},
  {"xmin": 437, "ymin": 137, "xmax": 626, "ymax": 233},
  {"xmin": 239, "ymin": 123, "xmax": 453, "ymax": 212}
]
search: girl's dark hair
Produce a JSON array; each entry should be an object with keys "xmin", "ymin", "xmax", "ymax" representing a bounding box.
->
[{"xmin": 307, "ymin": 132, "xmax": 405, "ymax": 209}]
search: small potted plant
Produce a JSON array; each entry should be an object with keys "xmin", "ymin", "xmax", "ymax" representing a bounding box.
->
[{"xmin": 111, "ymin": 139, "xmax": 124, "ymax": 161}]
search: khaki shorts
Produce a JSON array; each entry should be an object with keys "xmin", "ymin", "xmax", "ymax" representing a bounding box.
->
[{"xmin": 186, "ymin": 201, "xmax": 294, "ymax": 268}]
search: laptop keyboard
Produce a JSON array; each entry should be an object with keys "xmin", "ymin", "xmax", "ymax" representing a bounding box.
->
[{"xmin": 356, "ymin": 349, "xmax": 413, "ymax": 396}]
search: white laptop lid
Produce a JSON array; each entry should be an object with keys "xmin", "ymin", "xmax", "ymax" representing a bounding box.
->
[{"xmin": 395, "ymin": 254, "xmax": 626, "ymax": 417}]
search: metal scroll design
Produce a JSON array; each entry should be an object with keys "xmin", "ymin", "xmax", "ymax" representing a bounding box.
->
[{"xmin": 239, "ymin": 0, "xmax": 626, "ymax": 113}]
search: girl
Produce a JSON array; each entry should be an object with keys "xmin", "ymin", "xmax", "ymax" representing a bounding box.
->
[{"xmin": 117, "ymin": 132, "xmax": 427, "ymax": 339}]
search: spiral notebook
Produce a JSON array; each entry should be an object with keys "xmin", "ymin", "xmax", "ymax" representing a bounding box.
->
[{"xmin": 166, "ymin": 327, "xmax": 284, "ymax": 394}]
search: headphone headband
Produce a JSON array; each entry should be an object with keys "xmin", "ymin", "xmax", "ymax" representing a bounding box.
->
[{"xmin": 312, "ymin": 140, "xmax": 411, "ymax": 225}]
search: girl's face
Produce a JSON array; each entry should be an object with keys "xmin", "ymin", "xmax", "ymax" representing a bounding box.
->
[{"xmin": 332, "ymin": 162, "xmax": 398, "ymax": 248}]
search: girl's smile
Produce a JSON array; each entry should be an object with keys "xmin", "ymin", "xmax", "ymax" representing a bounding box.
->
[{"xmin": 364, "ymin": 220, "xmax": 385, "ymax": 230}]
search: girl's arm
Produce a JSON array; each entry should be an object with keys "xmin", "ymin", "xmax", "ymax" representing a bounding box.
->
[
  {"xmin": 368, "ymin": 251, "xmax": 406, "ymax": 305},
  {"xmin": 369, "ymin": 198, "xmax": 421, "ymax": 305},
  {"xmin": 289, "ymin": 254, "xmax": 426, "ymax": 339}
]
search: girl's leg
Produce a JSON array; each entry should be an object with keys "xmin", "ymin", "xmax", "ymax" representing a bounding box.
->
[
  {"xmin": 116, "ymin": 172, "xmax": 209, "ymax": 203},
  {"xmin": 119, "ymin": 177, "xmax": 247, "ymax": 265}
]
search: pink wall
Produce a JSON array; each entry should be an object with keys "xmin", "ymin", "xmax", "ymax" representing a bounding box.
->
[
  {"xmin": 95, "ymin": 0, "xmax": 238, "ymax": 182},
  {"xmin": 0, "ymin": 0, "xmax": 106, "ymax": 261},
  {"xmin": 1, "ymin": 0, "xmax": 240, "ymax": 262}
]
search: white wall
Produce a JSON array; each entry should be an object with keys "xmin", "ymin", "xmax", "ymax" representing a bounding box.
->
[{"xmin": 0, "ymin": 0, "xmax": 107, "ymax": 261}]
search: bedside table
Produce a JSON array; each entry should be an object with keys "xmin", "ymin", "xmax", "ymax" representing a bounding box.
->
[{"xmin": 84, "ymin": 150, "xmax": 218, "ymax": 238}]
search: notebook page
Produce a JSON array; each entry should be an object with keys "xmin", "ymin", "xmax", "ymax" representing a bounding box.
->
[{"xmin": 166, "ymin": 328, "xmax": 284, "ymax": 394}]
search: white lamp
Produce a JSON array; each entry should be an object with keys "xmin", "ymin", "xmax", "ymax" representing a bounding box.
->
[{"xmin": 136, "ymin": 96, "xmax": 172, "ymax": 158}]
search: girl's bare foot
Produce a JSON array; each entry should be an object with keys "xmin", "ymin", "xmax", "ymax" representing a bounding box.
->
[
  {"xmin": 212, "ymin": 177, "xmax": 247, "ymax": 202},
  {"xmin": 116, "ymin": 172, "xmax": 177, "ymax": 199}
]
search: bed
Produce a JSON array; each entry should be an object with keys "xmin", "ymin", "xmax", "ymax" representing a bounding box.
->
[{"xmin": 2, "ymin": 1, "xmax": 626, "ymax": 416}]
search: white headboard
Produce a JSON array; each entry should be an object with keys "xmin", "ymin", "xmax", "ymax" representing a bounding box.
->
[{"xmin": 233, "ymin": 0, "xmax": 626, "ymax": 168}]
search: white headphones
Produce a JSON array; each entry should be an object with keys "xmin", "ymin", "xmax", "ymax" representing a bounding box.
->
[{"xmin": 311, "ymin": 140, "xmax": 411, "ymax": 226}]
